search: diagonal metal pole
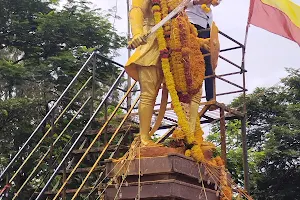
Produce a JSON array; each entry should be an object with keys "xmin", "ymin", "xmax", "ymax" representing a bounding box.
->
[
  {"xmin": 52, "ymin": 81, "xmax": 136, "ymax": 200},
  {"xmin": 0, "ymin": 52, "xmax": 95, "ymax": 180},
  {"xmin": 35, "ymin": 69, "xmax": 126, "ymax": 200},
  {"xmin": 12, "ymin": 97, "xmax": 91, "ymax": 199},
  {"xmin": 71, "ymin": 96, "xmax": 140, "ymax": 199}
]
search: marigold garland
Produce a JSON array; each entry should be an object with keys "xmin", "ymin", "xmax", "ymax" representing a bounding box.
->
[
  {"xmin": 202, "ymin": 0, "xmax": 221, "ymax": 13},
  {"xmin": 153, "ymin": 0, "xmax": 205, "ymax": 162},
  {"xmin": 168, "ymin": 11, "xmax": 205, "ymax": 103},
  {"xmin": 172, "ymin": 128, "xmax": 185, "ymax": 140},
  {"xmin": 153, "ymin": 0, "xmax": 194, "ymax": 145},
  {"xmin": 185, "ymin": 149, "xmax": 191, "ymax": 157},
  {"xmin": 151, "ymin": 0, "xmax": 231, "ymax": 198},
  {"xmin": 191, "ymin": 145, "xmax": 204, "ymax": 161},
  {"xmin": 220, "ymin": 165, "xmax": 233, "ymax": 200}
]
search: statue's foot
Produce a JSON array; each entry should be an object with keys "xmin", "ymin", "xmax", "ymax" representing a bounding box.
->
[{"xmin": 141, "ymin": 139, "xmax": 163, "ymax": 147}]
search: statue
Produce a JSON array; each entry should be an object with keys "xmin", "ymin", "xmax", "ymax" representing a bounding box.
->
[
  {"xmin": 126, "ymin": 0, "xmax": 210, "ymax": 147},
  {"xmin": 125, "ymin": 0, "xmax": 224, "ymax": 168},
  {"xmin": 121, "ymin": 1, "xmax": 237, "ymax": 199},
  {"xmin": 107, "ymin": 1, "xmax": 255, "ymax": 198}
]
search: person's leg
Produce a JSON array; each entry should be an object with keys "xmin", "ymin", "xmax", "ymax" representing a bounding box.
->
[
  {"xmin": 138, "ymin": 65, "xmax": 163, "ymax": 146},
  {"xmin": 197, "ymin": 25, "xmax": 215, "ymax": 102}
]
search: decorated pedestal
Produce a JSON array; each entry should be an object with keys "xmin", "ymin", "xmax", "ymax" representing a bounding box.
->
[{"xmin": 104, "ymin": 150, "xmax": 222, "ymax": 200}]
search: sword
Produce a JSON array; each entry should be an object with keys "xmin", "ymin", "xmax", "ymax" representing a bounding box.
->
[
  {"xmin": 147, "ymin": 0, "xmax": 192, "ymax": 37},
  {"xmin": 128, "ymin": 0, "xmax": 192, "ymax": 49}
]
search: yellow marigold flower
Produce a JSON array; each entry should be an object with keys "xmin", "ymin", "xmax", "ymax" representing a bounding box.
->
[
  {"xmin": 172, "ymin": 129, "xmax": 185, "ymax": 140},
  {"xmin": 194, "ymin": 128, "xmax": 204, "ymax": 145},
  {"xmin": 209, "ymin": 159, "xmax": 217, "ymax": 166},
  {"xmin": 164, "ymin": 25, "xmax": 171, "ymax": 31},
  {"xmin": 151, "ymin": 5, "xmax": 161, "ymax": 12},
  {"xmin": 191, "ymin": 145, "xmax": 204, "ymax": 162},
  {"xmin": 186, "ymin": 134, "xmax": 195, "ymax": 145},
  {"xmin": 185, "ymin": 149, "xmax": 192, "ymax": 157},
  {"xmin": 201, "ymin": 4, "xmax": 211, "ymax": 13}
]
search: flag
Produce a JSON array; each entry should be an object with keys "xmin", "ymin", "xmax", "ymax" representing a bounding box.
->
[{"xmin": 248, "ymin": 0, "xmax": 300, "ymax": 45}]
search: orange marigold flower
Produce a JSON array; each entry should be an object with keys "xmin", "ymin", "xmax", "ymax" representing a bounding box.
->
[
  {"xmin": 214, "ymin": 156, "xmax": 225, "ymax": 166},
  {"xmin": 222, "ymin": 186, "xmax": 233, "ymax": 200}
]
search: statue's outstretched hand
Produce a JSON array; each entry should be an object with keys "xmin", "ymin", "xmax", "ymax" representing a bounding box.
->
[{"xmin": 128, "ymin": 33, "xmax": 147, "ymax": 49}]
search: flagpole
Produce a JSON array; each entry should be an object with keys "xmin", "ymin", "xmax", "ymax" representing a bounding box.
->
[
  {"xmin": 240, "ymin": 0, "xmax": 253, "ymax": 194},
  {"xmin": 242, "ymin": 23, "xmax": 250, "ymax": 67},
  {"xmin": 242, "ymin": 0, "xmax": 254, "ymax": 67}
]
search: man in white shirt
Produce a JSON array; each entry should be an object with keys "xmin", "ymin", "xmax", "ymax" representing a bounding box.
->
[{"xmin": 186, "ymin": 0, "xmax": 218, "ymax": 106}]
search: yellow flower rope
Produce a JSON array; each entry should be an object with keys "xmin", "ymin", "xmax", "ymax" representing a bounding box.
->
[{"xmin": 153, "ymin": 0, "xmax": 194, "ymax": 144}]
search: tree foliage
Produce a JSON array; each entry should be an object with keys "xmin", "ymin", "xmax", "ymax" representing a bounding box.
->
[
  {"xmin": 0, "ymin": 0, "xmax": 126, "ymax": 197},
  {"xmin": 208, "ymin": 68, "xmax": 300, "ymax": 199}
]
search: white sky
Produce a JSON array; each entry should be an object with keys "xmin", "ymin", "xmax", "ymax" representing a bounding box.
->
[{"xmin": 92, "ymin": 0, "xmax": 300, "ymax": 104}]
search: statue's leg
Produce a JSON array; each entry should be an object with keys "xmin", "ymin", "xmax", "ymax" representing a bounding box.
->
[
  {"xmin": 138, "ymin": 65, "xmax": 163, "ymax": 146},
  {"xmin": 190, "ymin": 88, "xmax": 203, "ymax": 133}
]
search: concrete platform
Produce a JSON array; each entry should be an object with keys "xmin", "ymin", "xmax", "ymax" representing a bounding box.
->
[{"xmin": 104, "ymin": 153, "xmax": 220, "ymax": 200}]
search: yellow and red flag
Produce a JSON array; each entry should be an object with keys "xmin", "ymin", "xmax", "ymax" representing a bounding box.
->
[{"xmin": 248, "ymin": 0, "xmax": 300, "ymax": 45}]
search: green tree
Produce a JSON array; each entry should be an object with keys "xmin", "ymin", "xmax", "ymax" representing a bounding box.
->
[
  {"xmin": 208, "ymin": 68, "xmax": 300, "ymax": 199},
  {"xmin": 0, "ymin": 0, "xmax": 126, "ymax": 198}
]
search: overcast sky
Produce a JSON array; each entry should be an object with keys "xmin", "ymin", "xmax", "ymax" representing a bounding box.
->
[{"xmin": 91, "ymin": 0, "xmax": 300, "ymax": 104}]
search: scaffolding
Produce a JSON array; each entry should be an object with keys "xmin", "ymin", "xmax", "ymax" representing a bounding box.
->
[{"xmin": 0, "ymin": 28, "xmax": 250, "ymax": 198}]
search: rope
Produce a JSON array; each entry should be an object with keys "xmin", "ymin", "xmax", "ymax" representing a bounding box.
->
[
  {"xmin": 84, "ymin": 126, "xmax": 133, "ymax": 199},
  {"xmin": 203, "ymin": 163, "xmax": 253, "ymax": 200},
  {"xmin": 95, "ymin": 150, "xmax": 133, "ymax": 200},
  {"xmin": 197, "ymin": 163, "xmax": 208, "ymax": 200},
  {"xmin": 112, "ymin": 139, "xmax": 140, "ymax": 200},
  {"xmin": 95, "ymin": 137, "xmax": 140, "ymax": 200}
]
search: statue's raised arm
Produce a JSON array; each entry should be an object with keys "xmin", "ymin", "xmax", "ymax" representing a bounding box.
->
[{"xmin": 128, "ymin": 0, "xmax": 152, "ymax": 49}]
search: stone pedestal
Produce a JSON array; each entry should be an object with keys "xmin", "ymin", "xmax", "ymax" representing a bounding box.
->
[{"xmin": 104, "ymin": 153, "xmax": 220, "ymax": 200}]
